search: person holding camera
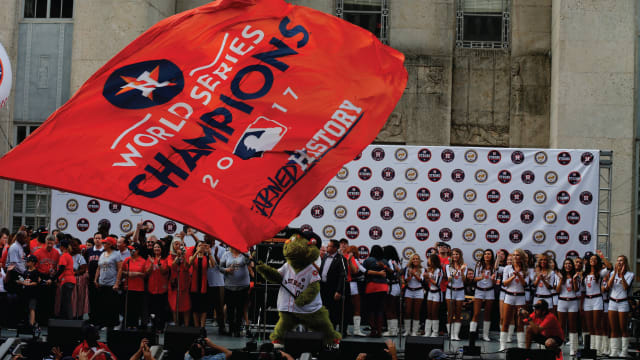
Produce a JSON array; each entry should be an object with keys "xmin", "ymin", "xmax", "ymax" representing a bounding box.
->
[
  {"xmin": 184, "ymin": 336, "xmax": 243, "ymax": 360},
  {"xmin": 520, "ymin": 300, "xmax": 563, "ymax": 354}
]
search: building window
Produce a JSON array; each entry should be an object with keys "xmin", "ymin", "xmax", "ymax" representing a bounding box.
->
[
  {"xmin": 11, "ymin": 125, "xmax": 50, "ymax": 232},
  {"xmin": 24, "ymin": 0, "xmax": 73, "ymax": 19},
  {"xmin": 456, "ymin": 0, "xmax": 509, "ymax": 49},
  {"xmin": 336, "ymin": 0, "xmax": 389, "ymax": 44}
]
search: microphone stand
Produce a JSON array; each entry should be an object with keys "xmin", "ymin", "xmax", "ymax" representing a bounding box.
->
[
  {"xmin": 339, "ymin": 253, "xmax": 347, "ymax": 336},
  {"xmin": 396, "ymin": 259, "xmax": 403, "ymax": 346},
  {"xmin": 124, "ymin": 259, "xmax": 130, "ymax": 330},
  {"xmin": 175, "ymin": 254, "xmax": 182, "ymax": 325},
  {"xmin": 262, "ymin": 246, "xmax": 272, "ymax": 342}
]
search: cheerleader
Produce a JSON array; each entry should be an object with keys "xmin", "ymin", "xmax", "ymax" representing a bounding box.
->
[
  {"xmin": 582, "ymin": 253, "xmax": 607, "ymax": 354},
  {"xmin": 597, "ymin": 249, "xmax": 613, "ymax": 355},
  {"xmin": 556, "ymin": 258, "xmax": 581, "ymax": 355},
  {"xmin": 383, "ymin": 246, "xmax": 402, "ymax": 337},
  {"xmin": 495, "ymin": 250, "xmax": 510, "ymax": 340},
  {"xmin": 346, "ymin": 246, "xmax": 366, "ymax": 336},
  {"xmin": 445, "ymin": 248, "xmax": 467, "ymax": 341},
  {"xmin": 524, "ymin": 250, "xmax": 536, "ymax": 305},
  {"xmin": 471, "ymin": 249, "xmax": 496, "ymax": 341},
  {"xmin": 403, "ymin": 254, "xmax": 425, "ymax": 336},
  {"xmin": 532, "ymin": 254, "xmax": 556, "ymax": 310},
  {"xmin": 549, "ymin": 257, "xmax": 559, "ymax": 314},
  {"xmin": 423, "ymin": 253, "xmax": 443, "ymax": 337},
  {"xmin": 500, "ymin": 249, "xmax": 527, "ymax": 351},
  {"xmin": 606, "ymin": 255, "xmax": 634, "ymax": 357}
]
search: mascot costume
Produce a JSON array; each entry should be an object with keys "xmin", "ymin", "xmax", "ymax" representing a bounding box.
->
[{"xmin": 257, "ymin": 230, "xmax": 341, "ymax": 346}]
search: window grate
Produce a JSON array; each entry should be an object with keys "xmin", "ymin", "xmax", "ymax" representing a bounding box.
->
[
  {"xmin": 456, "ymin": 0, "xmax": 509, "ymax": 49},
  {"xmin": 336, "ymin": 0, "xmax": 389, "ymax": 45}
]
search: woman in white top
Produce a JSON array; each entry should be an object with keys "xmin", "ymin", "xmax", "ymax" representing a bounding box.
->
[
  {"xmin": 532, "ymin": 254, "xmax": 556, "ymax": 309},
  {"xmin": 499, "ymin": 248, "xmax": 527, "ymax": 351},
  {"xmin": 556, "ymin": 258, "xmax": 581, "ymax": 355},
  {"xmin": 495, "ymin": 251, "xmax": 510, "ymax": 340},
  {"xmin": 445, "ymin": 248, "xmax": 467, "ymax": 341},
  {"xmin": 582, "ymin": 254, "xmax": 607, "ymax": 355},
  {"xmin": 402, "ymin": 254, "xmax": 424, "ymax": 336},
  {"xmin": 471, "ymin": 249, "xmax": 496, "ymax": 341},
  {"xmin": 423, "ymin": 253, "xmax": 443, "ymax": 337},
  {"xmin": 606, "ymin": 255, "xmax": 634, "ymax": 357}
]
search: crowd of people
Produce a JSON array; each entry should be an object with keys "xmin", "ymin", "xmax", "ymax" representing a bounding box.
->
[{"xmin": 0, "ymin": 224, "xmax": 636, "ymax": 358}]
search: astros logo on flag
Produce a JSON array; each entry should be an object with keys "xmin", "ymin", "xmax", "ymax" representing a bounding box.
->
[
  {"xmin": 103, "ymin": 59, "xmax": 184, "ymax": 109},
  {"xmin": 233, "ymin": 117, "xmax": 288, "ymax": 160}
]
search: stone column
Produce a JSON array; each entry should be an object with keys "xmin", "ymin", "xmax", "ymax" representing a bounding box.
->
[
  {"xmin": 550, "ymin": 0, "xmax": 636, "ymax": 258},
  {"xmin": 0, "ymin": 0, "xmax": 19, "ymax": 227},
  {"xmin": 71, "ymin": 0, "xmax": 176, "ymax": 92}
]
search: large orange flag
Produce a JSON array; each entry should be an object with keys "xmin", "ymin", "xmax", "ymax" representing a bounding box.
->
[{"xmin": 0, "ymin": 0, "xmax": 407, "ymax": 250}]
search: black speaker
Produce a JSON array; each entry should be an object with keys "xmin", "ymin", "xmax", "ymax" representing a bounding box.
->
[
  {"xmin": 505, "ymin": 348, "xmax": 555, "ymax": 360},
  {"xmin": 405, "ymin": 336, "xmax": 445, "ymax": 359},
  {"xmin": 164, "ymin": 326, "xmax": 202, "ymax": 360},
  {"xmin": 284, "ymin": 331, "xmax": 323, "ymax": 357},
  {"xmin": 255, "ymin": 243, "xmax": 285, "ymax": 283},
  {"xmin": 107, "ymin": 329, "xmax": 158, "ymax": 359},
  {"xmin": 339, "ymin": 338, "xmax": 391, "ymax": 360},
  {"xmin": 47, "ymin": 319, "xmax": 84, "ymax": 355}
]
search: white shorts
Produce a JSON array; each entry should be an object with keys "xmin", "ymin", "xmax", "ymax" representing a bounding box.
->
[
  {"xmin": 533, "ymin": 297, "xmax": 554, "ymax": 309},
  {"xmin": 426, "ymin": 290, "xmax": 442, "ymax": 303},
  {"xmin": 350, "ymin": 282, "xmax": 359, "ymax": 295},
  {"xmin": 608, "ymin": 299, "xmax": 630, "ymax": 313},
  {"xmin": 557, "ymin": 299, "xmax": 579, "ymax": 313},
  {"xmin": 499, "ymin": 290, "xmax": 506, "ymax": 301},
  {"xmin": 504, "ymin": 293, "xmax": 526, "ymax": 306},
  {"xmin": 583, "ymin": 296, "xmax": 604, "ymax": 311},
  {"xmin": 474, "ymin": 289, "xmax": 495, "ymax": 300},
  {"xmin": 404, "ymin": 288, "xmax": 424, "ymax": 299},
  {"xmin": 389, "ymin": 283, "xmax": 401, "ymax": 297},
  {"xmin": 446, "ymin": 288, "xmax": 465, "ymax": 301}
]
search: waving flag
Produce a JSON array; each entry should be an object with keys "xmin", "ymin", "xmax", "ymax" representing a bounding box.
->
[{"xmin": 0, "ymin": 0, "xmax": 407, "ymax": 250}]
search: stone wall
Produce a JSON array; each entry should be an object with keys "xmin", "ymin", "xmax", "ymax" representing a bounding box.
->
[
  {"xmin": 0, "ymin": 0, "xmax": 19, "ymax": 227},
  {"xmin": 550, "ymin": 0, "xmax": 636, "ymax": 258},
  {"xmin": 70, "ymin": 0, "xmax": 176, "ymax": 92}
]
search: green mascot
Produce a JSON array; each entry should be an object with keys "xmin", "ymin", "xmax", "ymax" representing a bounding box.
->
[{"xmin": 257, "ymin": 230, "xmax": 341, "ymax": 346}]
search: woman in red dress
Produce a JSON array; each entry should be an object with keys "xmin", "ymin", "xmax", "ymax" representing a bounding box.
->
[{"xmin": 168, "ymin": 238, "xmax": 191, "ymax": 326}]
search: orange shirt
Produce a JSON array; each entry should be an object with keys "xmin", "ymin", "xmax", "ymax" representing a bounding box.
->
[
  {"xmin": 146, "ymin": 257, "xmax": 168, "ymax": 294},
  {"xmin": 30, "ymin": 238, "xmax": 45, "ymax": 253},
  {"xmin": 123, "ymin": 256, "xmax": 147, "ymax": 292},
  {"xmin": 34, "ymin": 247, "xmax": 60, "ymax": 275},
  {"xmin": 59, "ymin": 252, "xmax": 76, "ymax": 284}
]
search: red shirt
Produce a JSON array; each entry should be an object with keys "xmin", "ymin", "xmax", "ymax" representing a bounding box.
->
[
  {"xmin": 346, "ymin": 256, "xmax": 358, "ymax": 282},
  {"xmin": 528, "ymin": 311, "xmax": 564, "ymax": 339},
  {"xmin": 30, "ymin": 239, "xmax": 45, "ymax": 253},
  {"xmin": 1, "ymin": 246, "xmax": 8, "ymax": 268},
  {"xmin": 73, "ymin": 341, "xmax": 117, "ymax": 360},
  {"xmin": 59, "ymin": 252, "xmax": 76, "ymax": 284},
  {"xmin": 146, "ymin": 257, "xmax": 168, "ymax": 294},
  {"xmin": 439, "ymin": 255, "xmax": 450, "ymax": 292},
  {"xmin": 34, "ymin": 247, "xmax": 60, "ymax": 275},
  {"xmin": 123, "ymin": 256, "xmax": 147, "ymax": 291}
]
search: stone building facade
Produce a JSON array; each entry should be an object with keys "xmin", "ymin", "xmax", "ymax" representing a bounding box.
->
[{"xmin": 0, "ymin": 0, "xmax": 637, "ymax": 273}]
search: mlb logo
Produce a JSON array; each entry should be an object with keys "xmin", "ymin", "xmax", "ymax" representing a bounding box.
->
[{"xmin": 233, "ymin": 117, "xmax": 287, "ymax": 160}]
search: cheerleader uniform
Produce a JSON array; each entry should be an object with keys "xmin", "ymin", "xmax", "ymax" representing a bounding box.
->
[
  {"xmin": 474, "ymin": 266, "xmax": 495, "ymax": 300},
  {"xmin": 557, "ymin": 275, "xmax": 580, "ymax": 313},
  {"xmin": 404, "ymin": 267, "xmax": 425, "ymax": 299},
  {"xmin": 445, "ymin": 264, "xmax": 466, "ymax": 301},
  {"xmin": 388, "ymin": 259, "xmax": 401, "ymax": 297},
  {"xmin": 532, "ymin": 271, "xmax": 556, "ymax": 309},
  {"xmin": 425, "ymin": 267, "xmax": 443, "ymax": 337},
  {"xmin": 583, "ymin": 269, "xmax": 608, "ymax": 311},
  {"xmin": 525, "ymin": 268, "xmax": 536, "ymax": 303},
  {"xmin": 608, "ymin": 270, "xmax": 634, "ymax": 356},
  {"xmin": 502, "ymin": 265, "xmax": 526, "ymax": 306}
]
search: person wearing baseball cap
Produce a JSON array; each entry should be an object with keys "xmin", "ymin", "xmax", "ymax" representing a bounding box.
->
[
  {"xmin": 520, "ymin": 299, "xmax": 563, "ymax": 353},
  {"xmin": 428, "ymin": 349, "xmax": 448, "ymax": 359}
]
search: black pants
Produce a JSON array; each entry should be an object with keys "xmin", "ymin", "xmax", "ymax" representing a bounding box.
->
[
  {"xmin": 59, "ymin": 283, "xmax": 75, "ymax": 320},
  {"xmin": 208, "ymin": 286, "xmax": 225, "ymax": 331},
  {"xmin": 321, "ymin": 283, "xmax": 346, "ymax": 333},
  {"xmin": 366, "ymin": 291, "xmax": 386, "ymax": 335},
  {"xmin": 148, "ymin": 293, "xmax": 168, "ymax": 330},
  {"xmin": 88, "ymin": 281, "xmax": 98, "ymax": 323},
  {"xmin": 38, "ymin": 282, "xmax": 56, "ymax": 324},
  {"xmin": 225, "ymin": 287, "xmax": 248, "ymax": 334},
  {"xmin": 96, "ymin": 285, "xmax": 119, "ymax": 327},
  {"xmin": 125, "ymin": 290, "xmax": 145, "ymax": 328}
]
